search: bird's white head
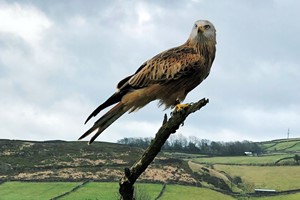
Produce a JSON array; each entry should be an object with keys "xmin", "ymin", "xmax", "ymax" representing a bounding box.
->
[{"xmin": 188, "ymin": 20, "xmax": 216, "ymax": 44}]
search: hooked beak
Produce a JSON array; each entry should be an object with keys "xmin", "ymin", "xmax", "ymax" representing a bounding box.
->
[{"xmin": 197, "ymin": 27, "xmax": 203, "ymax": 34}]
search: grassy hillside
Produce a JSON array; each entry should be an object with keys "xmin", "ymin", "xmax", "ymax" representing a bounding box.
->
[
  {"xmin": 0, "ymin": 139, "xmax": 197, "ymax": 185},
  {"xmin": 214, "ymin": 165, "xmax": 300, "ymax": 191},
  {"xmin": 260, "ymin": 138, "xmax": 300, "ymax": 153},
  {"xmin": 191, "ymin": 154, "xmax": 296, "ymax": 165},
  {"xmin": 0, "ymin": 140, "xmax": 141, "ymax": 181},
  {"xmin": 1, "ymin": 138, "xmax": 299, "ymax": 199}
]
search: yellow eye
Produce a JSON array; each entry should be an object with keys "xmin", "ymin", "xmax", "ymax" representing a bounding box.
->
[{"xmin": 204, "ymin": 25, "xmax": 210, "ymax": 30}]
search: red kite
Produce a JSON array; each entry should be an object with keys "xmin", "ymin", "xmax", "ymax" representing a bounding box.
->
[{"xmin": 79, "ymin": 20, "xmax": 216, "ymax": 144}]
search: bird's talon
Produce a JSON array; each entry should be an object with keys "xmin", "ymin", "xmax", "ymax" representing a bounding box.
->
[{"xmin": 174, "ymin": 103, "xmax": 190, "ymax": 112}]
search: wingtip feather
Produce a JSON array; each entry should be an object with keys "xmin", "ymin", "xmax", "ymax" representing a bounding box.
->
[
  {"xmin": 81, "ymin": 102, "xmax": 127, "ymax": 145},
  {"xmin": 84, "ymin": 116, "xmax": 92, "ymax": 124}
]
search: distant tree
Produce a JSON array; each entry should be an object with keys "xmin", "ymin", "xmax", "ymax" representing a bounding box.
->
[
  {"xmin": 186, "ymin": 142, "xmax": 200, "ymax": 153},
  {"xmin": 168, "ymin": 133, "xmax": 187, "ymax": 151},
  {"xmin": 188, "ymin": 136, "xmax": 200, "ymax": 146},
  {"xmin": 199, "ymin": 139, "xmax": 210, "ymax": 154},
  {"xmin": 210, "ymin": 141, "xmax": 222, "ymax": 155},
  {"xmin": 162, "ymin": 140, "xmax": 171, "ymax": 150},
  {"xmin": 118, "ymin": 138, "xmax": 129, "ymax": 145}
]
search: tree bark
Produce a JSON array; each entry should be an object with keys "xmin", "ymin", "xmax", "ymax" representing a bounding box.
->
[{"xmin": 119, "ymin": 98, "xmax": 209, "ymax": 200}]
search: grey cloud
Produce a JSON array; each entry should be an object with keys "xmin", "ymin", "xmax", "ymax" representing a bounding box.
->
[{"xmin": 0, "ymin": 0, "xmax": 299, "ymax": 142}]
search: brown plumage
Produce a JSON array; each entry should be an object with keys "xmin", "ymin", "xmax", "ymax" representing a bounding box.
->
[{"xmin": 79, "ymin": 20, "xmax": 217, "ymax": 144}]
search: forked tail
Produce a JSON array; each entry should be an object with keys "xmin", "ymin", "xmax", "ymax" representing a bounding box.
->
[{"xmin": 79, "ymin": 102, "xmax": 127, "ymax": 144}]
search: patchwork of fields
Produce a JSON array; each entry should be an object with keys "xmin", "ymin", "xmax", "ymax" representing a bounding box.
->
[
  {"xmin": 0, "ymin": 182, "xmax": 236, "ymax": 200},
  {"xmin": 0, "ymin": 138, "xmax": 299, "ymax": 199},
  {"xmin": 192, "ymin": 154, "xmax": 295, "ymax": 165},
  {"xmin": 1, "ymin": 181, "xmax": 300, "ymax": 200}
]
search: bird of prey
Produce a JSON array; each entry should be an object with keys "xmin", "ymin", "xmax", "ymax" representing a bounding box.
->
[{"xmin": 79, "ymin": 20, "xmax": 216, "ymax": 144}]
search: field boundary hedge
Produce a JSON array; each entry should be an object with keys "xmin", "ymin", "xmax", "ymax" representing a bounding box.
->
[
  {"xmin": 50, "ymin": 180, "xmax": 91, "ymax": 200},
  {"xmin": 155, "ymin": 183, "xmax": 166, "ymax": 200}
]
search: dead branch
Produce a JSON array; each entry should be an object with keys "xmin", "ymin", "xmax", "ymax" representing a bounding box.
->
[{"xmin": 119, "ymin": 98, "xmax": 209, "ymax": 200}]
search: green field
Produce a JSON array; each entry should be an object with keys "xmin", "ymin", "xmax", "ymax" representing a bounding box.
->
[
  {"xmin": 215, "ymin": 165, "xmax": 300, "ymax": 191},
  {"xmin": 135, "ymin": 183, "xmax": 165, "ymax": 199},
  {"xmin": 59, "ymin": 182, "xmax": 163, "ymax": 200},
  {"xmin": 60, "ymin": 182, "xmax": 119, "ymax": 200},
  {"xmin": 286, "ymin": 142, "xmax": 300, "ymax": 151},
  {"xmin": 1, "ymin": 181, "xmax": 300, "ymax": 200},
  {"xmin": 0, "ymin": 182, "xmax": 80, "ymax": 200},
  {"xmin": 0, "ymin": 182, "xmax": 235, "ymax": 200},
  {"xmin": 192, "ymin": 154, "xmax": 295, "ymax": 165},
  {"xmin": 160, "ymin": 184, "xmax": 234, "ymax": 200},
  {"xmin": 264, "ymin": 141, "xmax": 300, "ymax": 152},
  {"xmin": 261, "ymin": 142, "xmax": 277, "ymax": 149},
  {"xmin": 250, "ymin": 193, "xmax": 300, "ymax": 200},
  {"xmin": 1, "ymin": 179, "xmax": 299, "ymax": 200},
  {"xmin": 260, "ymin": 138, "xmax": 300, "ymax": 152}
]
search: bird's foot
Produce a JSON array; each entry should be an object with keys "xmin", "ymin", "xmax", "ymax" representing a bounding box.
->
[{"xmin": 174, "ymin": 103, "xmax": 190, "ymax": 112}]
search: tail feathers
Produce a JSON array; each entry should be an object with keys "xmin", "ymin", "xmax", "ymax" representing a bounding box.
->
[
  {"xmin": 79, "ymin": 102, "xmax": 127, "ymax": 144},
  {"xmin": 84, "ymin": 92, "xmax": 123, "ymax": 124}
]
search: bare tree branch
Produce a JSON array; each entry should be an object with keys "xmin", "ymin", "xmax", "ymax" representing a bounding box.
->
[{"xmin": 119, "ymin": 98, "xmax": 209, "ymax": 200}]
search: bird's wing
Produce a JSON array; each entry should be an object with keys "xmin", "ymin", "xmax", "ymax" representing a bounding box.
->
[
  {"xmin": 118, "ymin": 46, "xmax": 204, "ymax": 90},
  {"xmin": 85, "ymin": 46, "xmax": 204, "ymax": 124}
]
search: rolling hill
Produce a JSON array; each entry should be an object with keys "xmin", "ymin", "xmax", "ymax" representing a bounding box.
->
[{"xmin": 0, "ymin": 138, "xmax": 299, "ymax": 198}]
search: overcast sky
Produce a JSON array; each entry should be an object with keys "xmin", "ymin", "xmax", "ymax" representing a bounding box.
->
[{"xmin": 0, "ymin": 0, "xmax": 299, "ymax": 143}]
